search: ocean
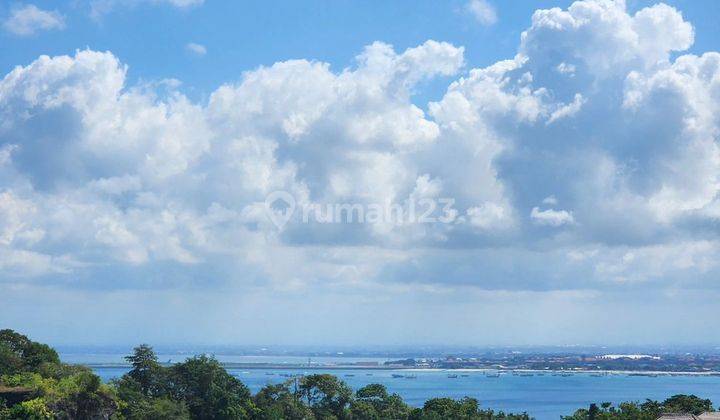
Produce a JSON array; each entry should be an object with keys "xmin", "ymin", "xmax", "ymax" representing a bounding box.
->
[{"xmin": 63, "ymin": 354, "xmax": 720, "ymax": 420}]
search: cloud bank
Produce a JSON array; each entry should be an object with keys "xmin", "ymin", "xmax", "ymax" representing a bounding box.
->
[{"xmin": 2, "ymin": 0, "xmax": 720, "ymax": 344}]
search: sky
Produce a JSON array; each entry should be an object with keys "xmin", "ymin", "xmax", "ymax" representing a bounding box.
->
[{"xmin": 1, "ymin": 0, "xmax": 720, "ymax": 347}]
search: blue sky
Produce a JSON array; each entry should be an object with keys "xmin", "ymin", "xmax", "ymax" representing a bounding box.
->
[
  {"xmin": 4, "ymin": 0, "xmax": 718, "ymax": 102},
  {"xmin": 2, "ymin": 0, "xmax": 720, "ymax": 347}
]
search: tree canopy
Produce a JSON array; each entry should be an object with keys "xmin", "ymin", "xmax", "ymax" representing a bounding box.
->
[{"xmin": 562, "ymin": 395, "xmax": 716, "ymax": 420}]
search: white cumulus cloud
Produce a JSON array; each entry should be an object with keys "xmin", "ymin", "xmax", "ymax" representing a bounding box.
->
[
  {"xmin": 186, "ymin": 42, "xmax": 207, "ymax": 56},
  {"xmin": 530, "ymin": 207, "xmax": 575, "ymax": 227},
  {"xmin": 1, "ymin": 0, "xmax": 720, "ymax": 304},
  {"xmin": 3, "ymin": 4, "xmax": 65, "ymax": 36},
  {"xmin": 466, "ymin": 0, "xmax": 497, "ymax": 26}
]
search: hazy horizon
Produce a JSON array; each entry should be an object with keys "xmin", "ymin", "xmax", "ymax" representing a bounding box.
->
[{"xmin": 51, "ymin": 343, "xmax": 720, "ymax": 355}]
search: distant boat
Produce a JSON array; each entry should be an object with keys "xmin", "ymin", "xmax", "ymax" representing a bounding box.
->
[
  {"xmin": 391, "ymin": 374, "xmax": 404, "ymax": 378},
  {"xmin": 345, "ymin": 374, "xmax": 355, "ymax": 377},
  {"xmin": 447, "ymin": 374, "xmax": 458, "ymax": 378},
  {"xmin": 486, "ymin": 373, "xmax": 500, "ymax": 378},
  {"xmin": 265, "ymin": 373, "xmax": 275, "ymax": 376},
  {"xmin": 461, "ymin": 374, "xmax": 469, "ymax": 377},
  {"xmin": 405, "ymin": 374, "xmax": 417, "ymax": 379},
  {"xmin": 366, "ymin": 373, "xmax": 373, "ymax": 376}
]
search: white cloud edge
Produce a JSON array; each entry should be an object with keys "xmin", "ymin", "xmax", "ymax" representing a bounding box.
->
[
  {"xmin": 466, "ymin": 0, "xmax": 498, "ymax": 26},
  {"xmin": 186, "ymin": 42, "xmax": 207, "ymax": 56},
  {"xmin": 2, "ymin": 4, "xmax": 65, "ymax": 36}
]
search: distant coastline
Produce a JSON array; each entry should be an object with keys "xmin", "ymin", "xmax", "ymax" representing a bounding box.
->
[
  {"xmin": 78, "ymin": 362, "xmax": 720, "ymax": 376},
  {"xmin": 60, "ymin": 348, "xmax": 720, "ymax": 375}
]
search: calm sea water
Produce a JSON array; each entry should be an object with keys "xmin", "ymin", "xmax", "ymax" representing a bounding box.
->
[{"xmin": 65, "ymin": 354, "xmax": 720, "ymax": 420}]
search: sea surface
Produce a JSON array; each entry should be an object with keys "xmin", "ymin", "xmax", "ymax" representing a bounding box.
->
[{"xmin": 62, "ymin": 354, "xmax": 720, "ymax": 420}]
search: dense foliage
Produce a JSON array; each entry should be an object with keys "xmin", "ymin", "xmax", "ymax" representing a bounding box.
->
[
  {"xmin": 0, "ymin": 330, "xmax": 716, "ymax": 419},
  {"xmin": 562, "ymin": 394, "xmax": 715, "ymax": 420},
  {"xmin": 0, "ymin": 329, "xmax": 118, "ymax": 419}
]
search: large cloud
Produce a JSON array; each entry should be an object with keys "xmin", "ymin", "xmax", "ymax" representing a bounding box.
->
[{"xmin": 1, "ymin": 0, "xmax": 719, "ymax": 301}]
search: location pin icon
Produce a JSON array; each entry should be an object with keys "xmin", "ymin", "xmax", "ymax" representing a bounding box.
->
[{"xmin": 264, "ymin": 191, "xmax": 296, "ymax": 230}]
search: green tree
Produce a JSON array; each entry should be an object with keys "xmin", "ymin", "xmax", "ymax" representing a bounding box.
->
[
  {"xmin": 561, "ymin": 395, "xmax": 715, "ymax": 420},
  {"xmin": 0, "ymin": 330, "xmax": 60, "ymax": 376},
  {"xmin": 113, "ymin": 374, "xmax": 190, "ymax": 419},
  {"xmin": 167, "ymin": 355, "xmax": 256, "ymax": 420},
  {"xmin": 6, "ymin": 398, "xmax": 52, "ymax": 420},
  {"xmin": 418, "ymin": 397, "xmax": 461, "ymax": 419},
  {"xmin": 298, "ymin": 374, "xmax": 352, "ymax": 419},
  {"xmin": 413, "ymin": 397, "xmax": 531, "ymax": 420},
  {"xmin": 125, "ymin": 344, "xmax": 163, "ymax": 396},
  {"xmin": 254, "ymin": 381, "xmax": 314, "ymax": 419},
  {"xmin": 127, "ymin": 397, "xmax": 191, "ymax": 420},
  {"xmin": 588, "ymin": 403, "xmax": 599, "ymax": 420},
  {"xmin": 49, "ymin": 370, "xmax": 119, "ymax": 419},
  {"xmin": 354, "ymin": 384, "xmax": 410, "ymax": 419},
  {"xmin": 350, "ymin": 400, "xmax": 378, "ymax": 419},
  {"xmin": 662, "ymin": 394, "xmax": 713, "ymax": 415},
  {"xmin": 356, "ymin": 384, "xmax": 388, "ymax": 406}
]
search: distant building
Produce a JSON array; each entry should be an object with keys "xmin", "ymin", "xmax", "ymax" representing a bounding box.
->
[
  {"xmin": 657, "ymin": 414, "xmax": 697, "ymax": 420},
  {"xmin": 599, "ymin": 354, "xmax": 660, "ymax": 360},
  {"xmin": 657, "ymin": 415, "xmax": 695, "ymax": 420},
  {"xmin": 351, "ymin": 361, "xmax": 379, "ymax": 367},
  {"xmin": 657, "ymin": 413, "xmax": 720, "ymax": 420}
]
